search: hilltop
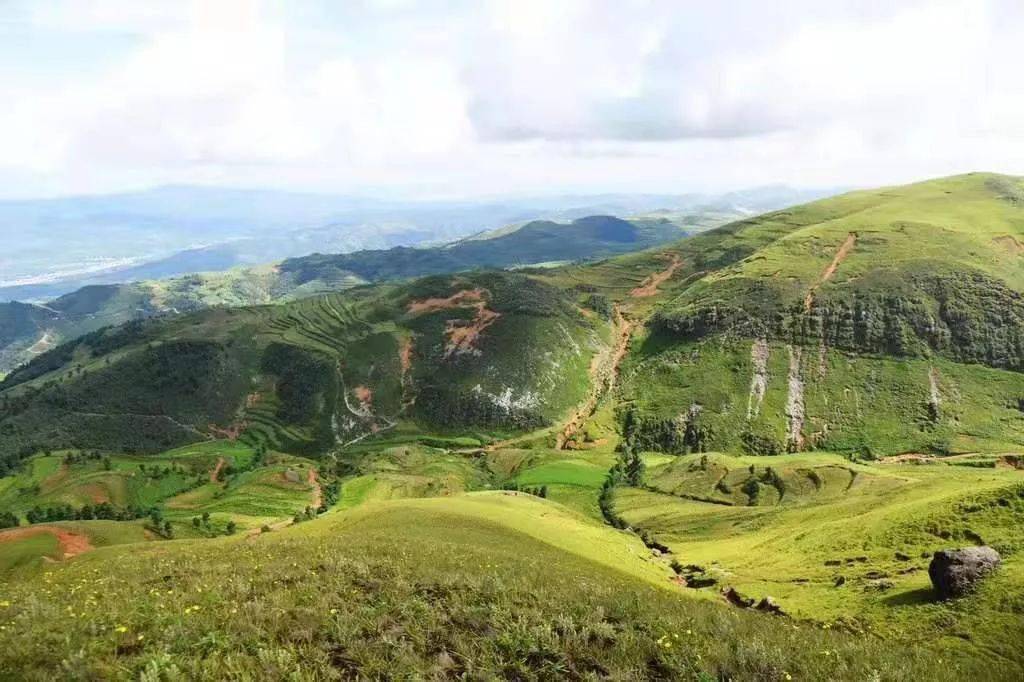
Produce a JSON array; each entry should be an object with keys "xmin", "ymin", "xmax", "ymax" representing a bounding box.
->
[{"xmin": 613, "ymin": 173, "xmax": 1024, "ymax": 456}]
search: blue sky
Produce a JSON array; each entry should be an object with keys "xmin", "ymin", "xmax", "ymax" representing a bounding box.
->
[{"xmin": 1, "ymin": 0, "xmax": 1022, "ymax": 199}]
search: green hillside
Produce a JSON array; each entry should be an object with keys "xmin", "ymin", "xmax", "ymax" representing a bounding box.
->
[
  {"xmin": 616, "ymin": 173, "xmax": 1024, "ymax": 456},
  {"xmin": 3, "ymin": 173, "xmax": 1024, "ymax": 678},
  {"xmin": 0, "ymin": 212, "xmax": 705, "ymax": 375},
  {"xmin": 0, "ymin": 270, "xmax": 603, "ymax": 473}
]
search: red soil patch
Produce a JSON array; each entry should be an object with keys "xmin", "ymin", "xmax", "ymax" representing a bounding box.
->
[
  {"xmin": 444, "ymin": 307, "xmax": 501, "ymax": 357},
  {"xmin": 399, "ymin": 337, "xmax": 414, "ymax": 375},
  {"xmin": 0, "ymin": 525, "xmax": 94, "ymax": 559},
  {"xmin": 557, "ymin": 305, "xmax": 638, "ymax": 449},
  {"xmin": 630, "ymin": 254, "xmax": 683, "ymax": 298},
  {"xmin": 407, "ymin": 288, "xmax": 486, "ymax": 314},
  {"xmin": 209, "ymin": 457, "xmax": 226, "ymax": 483},
  {"xmin": 407, "ymin": 288, "xmax": 502, "ymax": 358},
  {"xmin": 42, "ymin": 463, "xmax": 71, "ymax": 492},
  {"xmin": 81, "ymin": 483, "xmax": 111, "ymax": 504},
  {"xmin": 398, "ymin": 337, "xmax": 416, "ymax": 407},
  {"xmin": 354, "ymin": 385, "xmax": 373, "ymax": 405},
  {"xmin": 209, "ymin": 422, "xmax": 246, "ymax": 440},
  {"xmin": 308, "ymin": 468, "xmax": 323, "ymax": 509},
  {"xmin": 804, "ymin": 232, "xmax": 857, "ymax": 312}
]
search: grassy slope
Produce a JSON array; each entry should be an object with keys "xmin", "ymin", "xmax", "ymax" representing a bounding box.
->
[
  {"xmin": 0, "ymin": 493, "xmax": 961, "ymax": 681},
  {"xmin": 615, "ymin": 452, "xmax": 1024, "ymax": 670},
  {"xmin": 603, "ymin": 173, "xmax": 1024, "ymax": 457},
  {"xmin": 0, "ymin": 271, "xmax": 604, "ymax": 470},
  {"xmin": 691, "ymin": 173, "xmax": 1024, "ymax": 300}
]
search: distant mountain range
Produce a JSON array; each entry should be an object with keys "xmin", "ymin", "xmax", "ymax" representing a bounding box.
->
[{"xmin": 0, "ymin": 184, "xmax": 837, "ymax": 302}]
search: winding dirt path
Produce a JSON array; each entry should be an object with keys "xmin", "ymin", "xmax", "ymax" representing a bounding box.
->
[
  {"xmin": 630, "ymin": 255, "xmax": 683, "ymax": 298},
  {"xmin": 308, "ymin": 468, "xmax": 323, "ymax": 509},
  {"xmin": 0, "ymin": 525, "xmax": 94, "ymax": 559},
  {"xmin": 209, "ymin": 457, "xmax": 226, "ymax": 483},
  {"xmin": 804, "ymin": 232, "xmax": 857, "ymax": 312},
  {"xmin": 556, "ymin": 305, "xmax": 638, "ymax": 449}
]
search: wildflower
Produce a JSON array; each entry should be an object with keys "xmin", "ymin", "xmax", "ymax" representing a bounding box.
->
[{"xmin": 115, "ymin": 626, "xmax": 128, "ymax": 634}]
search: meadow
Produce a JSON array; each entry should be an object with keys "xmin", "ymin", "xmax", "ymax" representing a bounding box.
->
[{"xmin": 0, "ymin": 492, "xmax": 968, "ymax": 681}]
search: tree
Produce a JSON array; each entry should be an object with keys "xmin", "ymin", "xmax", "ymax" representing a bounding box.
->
[
  {"xmin": 162, "ymin": 520, "xmax": 174, "ymax": 538},
  {"xmin": 0, "ymin": 511, "xmax": 19, "ymax": 529},
  {"xmin": 625, "ymin": 454, "xmax": 645, "ymax": 487},
  {"xmin": 192, "ymin": 517, "xmax": 201, "ymax": 528},
  {"xmin": 226, "ymin": 521, "xmax": 237, "ymax": 535}
]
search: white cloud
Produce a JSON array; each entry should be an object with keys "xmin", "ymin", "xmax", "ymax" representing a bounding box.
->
[{"xmin": 0, "ymin": 0, "xmax": 1022, "ymax": 198}]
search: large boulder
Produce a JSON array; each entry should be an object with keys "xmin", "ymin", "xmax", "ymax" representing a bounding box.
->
[{"xmin": 928, "ymin": 546, "xmax": 1001, "ymax": 599}]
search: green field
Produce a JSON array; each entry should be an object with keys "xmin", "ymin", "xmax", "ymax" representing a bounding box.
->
[
  {"xmin": 614, "ymin": 452, "xmax": 1024, "ymax": 668},
  {"xmin": 0, "ymin": 493, "xmax": 965, "ymax": 680}
]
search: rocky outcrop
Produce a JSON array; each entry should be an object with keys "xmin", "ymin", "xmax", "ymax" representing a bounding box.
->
[
  {"xmin": 784, "ymin": 346, "xmax": 805, "ymax": 451},
  {"xmin": 928, "ymin": 546, "xmax": 1001, "ymax": 599},
  {"xmin": 746, "ymin": 338, "xmax": 769, "ymax": 419}
]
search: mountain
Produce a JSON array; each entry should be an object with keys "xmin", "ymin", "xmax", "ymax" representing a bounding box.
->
[
  {"xmin": 0, "ymin": 211, "xmax": 713, "ymax": 375},
  {"xmin": 6, "ymin": 172, "xmax": 1024, "ymax": 475},
  {"xmin": 2, "ymin": 173, "xmax": 1023, "ymax": 678},
  {"xmin": 628, "ymin": 172, "xmax": 1024, "ymax": 456},
  {"xmin": 0, "ymin": 184, "xmax": 831, "ymax": 303},
  {"xmin": 277, "ymin": 214, "xmax": 685, "ymax": 286}
]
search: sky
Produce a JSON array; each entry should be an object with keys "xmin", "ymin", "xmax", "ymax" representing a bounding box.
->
[{"xmin": 1, "ymin": 0, "xmax": 1022, "ymax": 199}]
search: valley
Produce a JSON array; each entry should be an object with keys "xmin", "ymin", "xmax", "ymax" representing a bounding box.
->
[{"xmin": 1, "ymin": 173, "xmax": 1024, "ymax": 679}]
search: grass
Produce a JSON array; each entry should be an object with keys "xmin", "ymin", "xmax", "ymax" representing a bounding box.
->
[
  {"xmin": 0, "ymin": 533, "xmax": 59, "ymax": 575},
  {"xmin": 614, "ymin": 452, "xmax": 1024, "ymax": 671},
  {"xmin": 0, "ymin": 520, "xmax": 150, "ymax": 577},
  {"xmin": 0, "ymin": 493, "xmax": 968, "ymax": 681},
  {"xmin": 620, "ymin": 335, "xmax": 1024, "ymax": 457}
]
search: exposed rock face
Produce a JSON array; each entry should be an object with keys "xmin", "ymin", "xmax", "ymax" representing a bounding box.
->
[
  {"xmin": 928, "ymin": 546, "xmax": 1001, "ymax": 599},
  {"xmin": 746, "ymin": 338, "xmax": 769, "ymax": 419},
  {"xmin": 784, "ymin": 345, "xmax": 805, "ymax": 451}
]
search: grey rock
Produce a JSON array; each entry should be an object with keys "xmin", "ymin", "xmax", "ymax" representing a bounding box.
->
[{"xmin": 928, "ymin": 546, "xmax": 1001, "ymax": 599}]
